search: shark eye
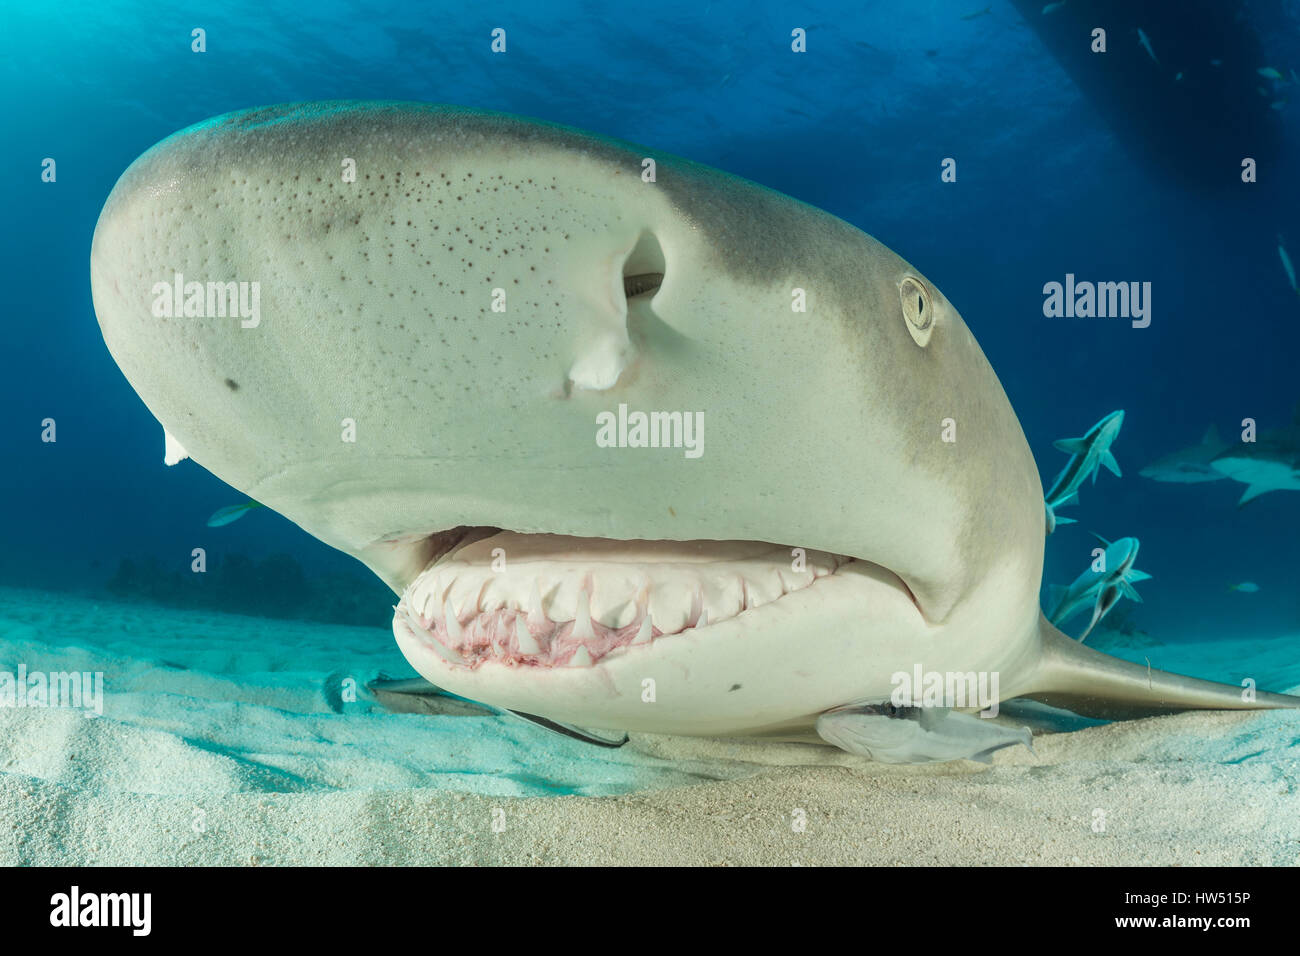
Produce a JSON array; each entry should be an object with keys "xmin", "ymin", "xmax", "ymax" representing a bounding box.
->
[{"xmin": 899, "ymin": 275, "xmax": 934, "ymax": 347}]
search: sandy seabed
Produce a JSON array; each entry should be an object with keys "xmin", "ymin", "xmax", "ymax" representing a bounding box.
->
[{"xmin": 1, "ymin": 585, "xmax": 1297, "ymax": 866}]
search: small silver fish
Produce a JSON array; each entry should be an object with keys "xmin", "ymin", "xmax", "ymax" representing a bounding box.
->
[
  {"xmin": 207, "ymin": 501, "xmax": 265, "ymax": 527},
  {"xmin": 1280, "ymin": 236, "xmax": 1298, "ymax": 292},
  {"xmin": 1228, "ymin": 582, "xmax": 1260, "ymax": 593},
  {"xmin": 1042, "ymin": 1, "xmax": 1066, "ymax": 14},
  {"xmin": 1137, "ymin": 27, "xmax": 1159, "ymax": 63},
  {"xmin": 1258, "ymin": 67, "xmax": 1283, "ymax": 80}
]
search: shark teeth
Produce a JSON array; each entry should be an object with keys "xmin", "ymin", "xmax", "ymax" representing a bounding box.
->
[
  {"xmin": 444, "ymin": 598, "xmax": 463, "ymax": 643},
  {"xmin": 572, "ymin": 580, "xmax": 595, "ymax": 641},
  {"xmin": 400, "ymin": 604, "xmax": 466, "ymax": 664},
  {"xmin": 632, "ymin": 612, "xmax": 654, "ymax": 645},
  {"xmin": 527, "ymin": 578, "xmax": 547, "ymax": 631},
  {"xmin": 426, "ymin": 634, "xmax": 466, "ymax": 665},
  {"xmin": 397, "ymin": 533, "xmax": 851, "ymax": 670},
  {"xmin": 514, "ymin": 614, "xmax": 541, "ymax": 655},
  {"xmin": 687, "ymin": 585, "xmax": 703, "ymax": 629}
]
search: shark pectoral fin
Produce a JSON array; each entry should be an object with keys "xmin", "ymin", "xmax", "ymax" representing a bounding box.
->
[
  {"xmin": 1054, "ymin": 515, "xmax": 1077, "ymax": 526},
  {"xmin": 1053, "ymin": 438, "xmax": 1089, "ymax": 455},
  {"xmin": 1025, "ymin": 616, "xmax": 1300, "ymax": 719},
  {"xmin": 1126, "ymin": 569, "xmax": 1153, "ymax": 583},
  {"xmin": 1238, "ymin": 484, "xmax": 1272, "ymax": 506},
  {"xmin": 1102, "ymin": 451, "xmax": 1122, "ymax": 478},
  {"xmin": 163, "ymin": 426, "xmax": 190, "ymax": 466}
]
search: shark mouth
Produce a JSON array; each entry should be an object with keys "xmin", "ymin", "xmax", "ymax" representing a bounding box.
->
[{"xmin": 392, "ymin": 530, "xmax": 854, "ymax": 669}]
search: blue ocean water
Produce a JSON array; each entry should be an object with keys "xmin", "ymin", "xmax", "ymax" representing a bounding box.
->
[{"xmin": 2, "ymin": 0, "xmax": 1298, "ymax": 651}]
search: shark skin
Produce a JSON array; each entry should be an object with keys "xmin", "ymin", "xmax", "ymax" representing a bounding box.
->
[{"xmin": 89, "ymin": 102, "xmax": 1300, "ymax": 759}]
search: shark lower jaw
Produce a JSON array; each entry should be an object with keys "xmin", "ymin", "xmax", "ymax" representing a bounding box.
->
[{"xmin": 390, "ymin": 530, "xmax": 901, "ymax": 672}]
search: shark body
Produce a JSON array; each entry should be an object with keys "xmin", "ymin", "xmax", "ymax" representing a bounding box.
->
[{"xmin": 89, "ymin": 102, "xmax": 1299, "ymax": 760}]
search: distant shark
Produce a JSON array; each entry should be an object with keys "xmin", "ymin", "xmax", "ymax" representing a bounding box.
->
[
  {"xmin": 1144, "ymin": 416, "xmax": 1300, "ymax": 506},
  {"xmin": 1210, "ymin": 424, "xmax": 1300, "ymax": 506},
  {"xmin": 1043, "ymin": 410, "xmax": 1124, "ymax": 533},
  {"xmin": 1139, "ymin": 425, "xmax": 1229, "ymax": 484}
]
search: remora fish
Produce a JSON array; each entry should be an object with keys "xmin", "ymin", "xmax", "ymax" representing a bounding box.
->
[
  {"xmin": 1043, "ymin": 409, "xmax": 1124, "ymax": 532},
  {"xmin": 1048, "ymin": 535, "xmax": 1150, "ymax": 643}
]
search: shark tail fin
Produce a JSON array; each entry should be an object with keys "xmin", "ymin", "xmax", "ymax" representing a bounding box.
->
[{"xmin": 1022, "ymin": 617, "xmax": 1300, "ymax": 719}]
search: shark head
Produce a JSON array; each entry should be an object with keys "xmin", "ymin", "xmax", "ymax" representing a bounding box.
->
[{"xmin": 88, "ymin": 102, "xmax": 1089, "ymax": 738}]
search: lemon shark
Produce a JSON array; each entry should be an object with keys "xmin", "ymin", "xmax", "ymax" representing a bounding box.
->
[
  {"xmin": 89, "ymin": 102, "xmax": 1299, "ymax": 762},
  {"xmin": 1142, "ymin": 418, "xmax": 1300, "ymax": 505},
  {"xmin": 1140, "ymin": 424, "xmax": 1229, "ymax": 484},
  {"xmin": 1210, "ymin": 421, "xmax": 1300, "ymax": 506}
]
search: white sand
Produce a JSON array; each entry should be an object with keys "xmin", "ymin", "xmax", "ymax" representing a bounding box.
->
[{"xmin": 1, "ymin": 585, "xmax": 1297, "ymax": 865}]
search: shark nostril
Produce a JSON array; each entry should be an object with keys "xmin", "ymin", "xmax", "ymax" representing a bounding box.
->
[
  {"xmin": 622, "ymin": 229, "xmax": 666, "ymax": 303},
  {"xmin": 623, "ymin": 273, "xmax": 663, "ymax": 298}
]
